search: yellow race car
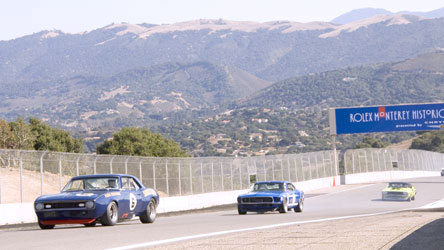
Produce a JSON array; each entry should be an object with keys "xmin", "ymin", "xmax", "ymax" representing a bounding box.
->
[{"xmin": 381, "ymin": 182, "xmax": 416, "ymax": 201}]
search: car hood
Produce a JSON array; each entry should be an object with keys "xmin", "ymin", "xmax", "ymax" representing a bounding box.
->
[
  {"xmin": 238, "ymin": 191, "xmax": 283, "ymax": 198},
  {"xmin": 382, "ymin": 188, "xmax": 411, "ymax": 192},
  {"xmin": 35, "ymin": 190, "xmax": 111, "ymax": 202}
]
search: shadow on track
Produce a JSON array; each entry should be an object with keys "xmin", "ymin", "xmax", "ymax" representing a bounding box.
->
[{"xmin": 389, "ymin": 218, "xmax": 444, "ymax": 250}]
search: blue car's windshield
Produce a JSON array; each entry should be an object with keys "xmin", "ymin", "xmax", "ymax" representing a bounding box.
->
[
  {"xmin": 62, "ymin": 177, "xmax": 120, "ymax": 191},
  {"xmin": 252, "ymin": 183, "xmax": 284, "ymax": 192}
]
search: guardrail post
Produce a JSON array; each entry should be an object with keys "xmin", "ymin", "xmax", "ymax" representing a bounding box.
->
[
  {"xmin": 125, "ymin": 157, "xmax": 129, "ymax": 174},
  {"xmin": 59, "ymin": 154, "xmax": 63, "ymax": 191},
  {"xmin": 364, "ymin": 150, "xmax": 369, "ymax": 173},
  {"xmin": 200, "ymin": 161, "xmax": 204, "ymax": 193},
  {"xmin": 308, "ymin": 155, "xmax": 312, "ymax": 180},
  {"xmin": 247, "ymin": 160, "xmax": 250, "ymax": 184},
  {"xmin": 189, "ymin": 161, "xmax": 193, "ymax": 195},
  {"xmin": 76, "ymin": 155, "xmax": 81, "ymax": 176},
  {"xmin": 230, "ymin": 162, "xmax": 233, "ymax": 190},
  {"xmin": 178, "ymin": 161, "xmax": 182, "ymax": 196},
  {"xmin": 19, "ymin": 151, "xmax": 25, "ymax": 203},
  {"xmin": 294, "ymin": 158, "xmax": 299, "ymax": 182},
  {"xmin": 110, "ymin": 156, "xmax": 115, "ymax": 174},
  {"xmin": 280, "ymin": 159, "xmax": 284, "ymax": 180},
  {"xmin": 220, "ymin": 161, "xmax": 224, "ymax": 191},
  {"xmin": 263, "ymin": 159, "xmax": 267, "ymax": 181},
  {"xmin": 211, "ymin": 159, "xmax": 214, "ymax": 192},
  {"xmin": 239, "ymin": 160, "xmax": 242, "ymax": 189},
  {"xmin": 287, "ymin": 158, "xmax": 291, "ymax": 181},
  {"xmin": 322, "ymin": 153, "xmax": 326, "ymax": 178},
  {"xmin": 139, "ymin": 158, "xmax": 143, "ymax": 183},
  {"xmin": 271, "ymin": 159, "xmax": 275, "ymax": 180},
  {"xmin": 300, "ymin": 156, "xmax": 305, "ymax": 180},
  {"xmin": 40, "ymin": 150, "xmax": 48, "ymax": 195},
  {"xmin": 165, "ymin": 160, "xmax": 169, "ymax": 196},
  {"xmin": 152, "ymin": 161, "xmax": 156, "ymax": 190},
  {"xmin": 93, "ymin": 157, "xmax": 97, "ymax": 174}
]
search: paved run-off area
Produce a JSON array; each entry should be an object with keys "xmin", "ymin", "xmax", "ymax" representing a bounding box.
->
[{"xmin": 147, "ymin": 211, "xmax": 444, "ymax": 250}]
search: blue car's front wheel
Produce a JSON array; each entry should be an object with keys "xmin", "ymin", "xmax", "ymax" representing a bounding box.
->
[
  {"xmin": 101, "ymin": 202, "xmax": 118, "ymax": 226},
  {"xmin": 279, "ymin": 199, "xmax": 288, "ymax": 213},
  {"xmin": 140, "ymin": 199, "xmax": 157, "ymax": 223},
  {"xmin": 238, "ymin": 205, "xmax": 247, "ymax": 215},
  {"xmin": 294, "ymin": 199, "xmax": 304, "ymax": 212}
]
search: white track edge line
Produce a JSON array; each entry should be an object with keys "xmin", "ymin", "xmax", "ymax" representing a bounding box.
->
[{"xmin": 106, "ymin": 208, "xmax": 409, "ymax": 250}]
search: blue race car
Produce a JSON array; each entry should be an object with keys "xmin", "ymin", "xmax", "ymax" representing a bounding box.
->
[
  {"xmin": 237, "ymin": 181, "xmax": 304, "ymax": 214},
  {"xmin": 34, "ymin": 174, "xmax": 159, "ymax": 229}
]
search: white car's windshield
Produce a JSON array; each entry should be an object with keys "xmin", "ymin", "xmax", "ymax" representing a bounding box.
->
[
  {"xmin": 252, "ymin": 182, "xmax": 284, "ymax": 192},
  {"xmin": 62, "ymin": 177, "xmax": 120, "ymax": 191},
  {"xmin": 388, "ymin": 183, "xmax": 410, "ymax": 188}
]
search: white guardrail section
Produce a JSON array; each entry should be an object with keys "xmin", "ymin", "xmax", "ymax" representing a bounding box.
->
[{"xmin": 0, "ymin": 171, "xmax": 438, "ymax": 226}]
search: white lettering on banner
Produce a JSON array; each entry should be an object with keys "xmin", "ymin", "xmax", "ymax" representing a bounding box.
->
[{"xmin": 349, "ymin": 109, "xmax": 444, "ymax": 123}]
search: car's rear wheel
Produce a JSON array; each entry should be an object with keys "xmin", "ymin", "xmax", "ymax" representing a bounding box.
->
[
  {"xmin": 140, "ymin": 199, "xmax": 157, "ymax": 223},
  {"xmin": 101, "ymin": 202, "xmax": 118, "ymax": 226},
  {"xmin": 279, "ymin": 199, "xmax": 288, "ymax": 213},
  {"xmin": 38, "ymin": 220, "xmax": 55, "ymax": 230},
  {"xmin": 238, "ymin": 205, "xmax": 247, "ymax": 215},
  {"xmin": 294, "ymin": 199, "xmax": 304, "ymax": 212}
]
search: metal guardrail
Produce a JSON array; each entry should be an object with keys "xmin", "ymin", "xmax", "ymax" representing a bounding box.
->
[{"xmin": 0, "ymin": 148, "xmax": 443, "ymax": 204}]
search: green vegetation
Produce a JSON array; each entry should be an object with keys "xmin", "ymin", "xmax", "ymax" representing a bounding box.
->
[
  {"xmin": 96, "ymin": 127, "xmax": 188, "ymax": 157},
  {"xmin": 354, "ymin": 137, "xmax": 389, "ymax": 149},
  {"xmin": 410, "ymin": 131, "xmax": 444, "ymax": 153},
  {"xmin": 153, "ymin": 107, "xmax": 414, "ymax": 156},
  {"xmin": 0, "ymin": 117, "xmax": 83, "ymax": 152}
]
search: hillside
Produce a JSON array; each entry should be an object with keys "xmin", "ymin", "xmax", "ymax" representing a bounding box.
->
[
  {"xmin": 0, "ymin": 61, "xmax": 270, "ymax": 130},
  {"xmin": 154, "ymin": 52, "xmax": 444, "ymax": 156},
  {"xmin": 240, "ymin": 51, "xmax": 444, "ymax": 109}
]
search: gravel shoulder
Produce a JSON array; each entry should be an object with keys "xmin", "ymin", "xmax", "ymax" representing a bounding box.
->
[{"xmin": 148, "ymin": 210, "xmax": 444, "ymax": 250}]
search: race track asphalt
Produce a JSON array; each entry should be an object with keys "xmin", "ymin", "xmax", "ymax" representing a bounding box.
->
[{"xmin": 1, "ymin": 176, "xmax": 444, "ymax": 250}]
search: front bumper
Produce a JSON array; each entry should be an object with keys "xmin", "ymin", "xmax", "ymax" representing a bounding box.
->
[
  {"xmin": 35, "ymin": 208, "xmax": 101, "ymax": 224},
  {"xmin": 382, "ymin": 192, "xmax": 410, "ymax": 201},
  {"xmin": 238, "ymin": 202, "xmax": 282, "ymax": 212}
]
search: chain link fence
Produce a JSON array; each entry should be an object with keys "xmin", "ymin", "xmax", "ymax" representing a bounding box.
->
[
  {"xmin": 0, "ymin": 149, "xmax": 336, "ymax": 203},
  {"xmin": 343, "ymin": 148, "xmax": 444, "ymax": 174},
  {"xmin": 0, "ymin": 148, "xmax": 443, "ymax": 204}
]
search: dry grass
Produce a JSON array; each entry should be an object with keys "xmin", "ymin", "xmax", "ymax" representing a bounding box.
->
[{"xmin": 0, "ymin": 167, "xmax": 71, "ymax": 204}]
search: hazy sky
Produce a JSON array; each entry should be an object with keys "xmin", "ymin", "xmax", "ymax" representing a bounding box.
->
[{"xmin": 1, "ymin": 0, "xmax": 443, "ymax": 41}]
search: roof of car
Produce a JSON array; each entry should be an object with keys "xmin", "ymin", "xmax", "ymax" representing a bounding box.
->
[
  {"xmin": 254, "ymin": 181, "xmax": 289, "ymax": 184},
  {"xmin": 71, "ymin": 174, "xmax": 136, "ymax": 179}
]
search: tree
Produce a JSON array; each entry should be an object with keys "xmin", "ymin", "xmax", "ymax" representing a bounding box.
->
[
  {"xmin": 0, "ymin": 120, "xmax": 13, "ymax": 148},
  {"xmin": 9, "ymin": 118, "xmax": 35, "ymax": 150},
  {"xmin": 96, "ymin": 127, "xmax": 188, "ymax": 157},
  {"xmin": 29, "ymin": 118, "xmax": 83, "ymax": 153},
  {"xmin": 354, "ymin": 137, "xmax": 388, "ymax": 149},
  {"xmin": 411, "ymin": 131, "xmax": 444, "ymax": 153}
]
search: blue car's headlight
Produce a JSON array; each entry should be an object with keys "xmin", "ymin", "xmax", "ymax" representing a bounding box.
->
[
  {"xmin": 86, "ymin": 201, "xmax": 95, "ymax": 209},
  {"xmin": 35, "ymin": 203, "xmax": 44, "ymax": 210}
]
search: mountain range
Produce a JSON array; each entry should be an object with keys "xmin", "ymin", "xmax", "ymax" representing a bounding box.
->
[
  {"xmin": 331, "ymin": 7, "xmax": 444, "ymax": 24},
  {"xmin": 1, "ymin": 9, "xmax": 444, "ymax": 154}
]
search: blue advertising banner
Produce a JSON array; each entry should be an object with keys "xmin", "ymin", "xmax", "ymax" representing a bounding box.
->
[{"xmin": 329, "ymin": 103, "xmax": 444, "ymax": 135}]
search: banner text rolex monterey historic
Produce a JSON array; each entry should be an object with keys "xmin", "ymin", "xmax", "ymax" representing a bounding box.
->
[{"xmin": 330, "ymin": 103, "xmax": 444, "ymax": 135}]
